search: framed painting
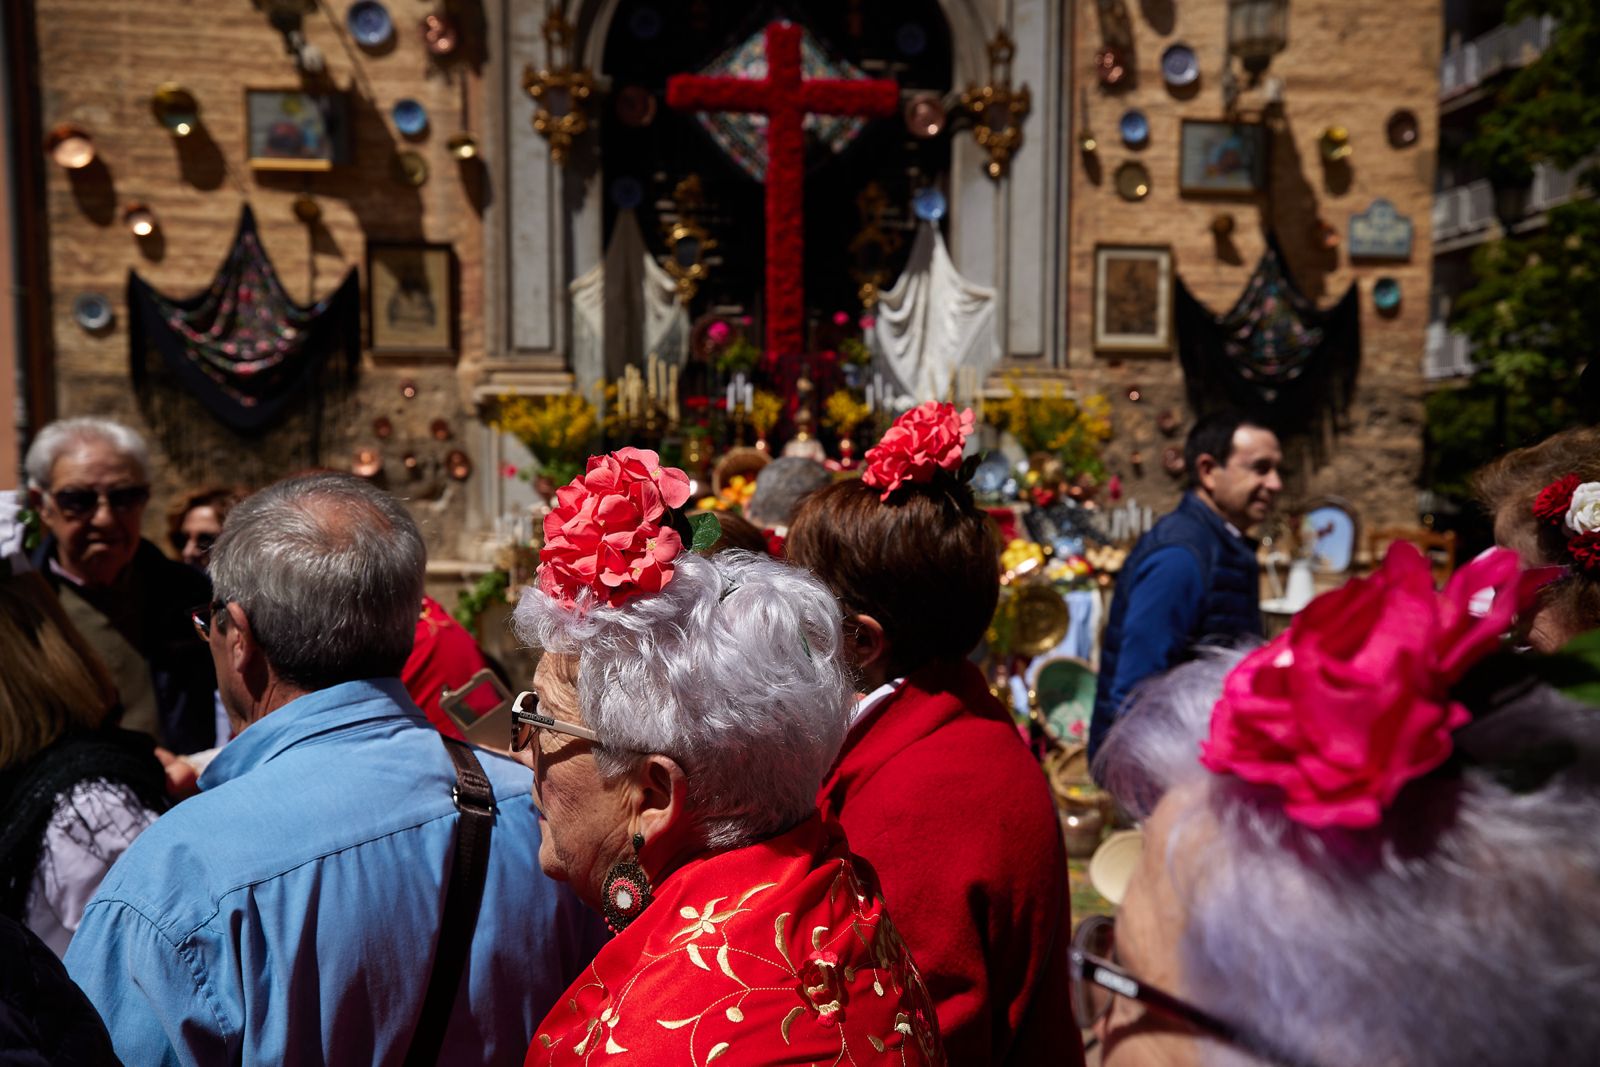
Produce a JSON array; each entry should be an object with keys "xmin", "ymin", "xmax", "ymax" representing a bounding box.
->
[
  {"xmin": 1178, "ymin": 119, "xmax": 1267, "ymax": 195},
  {"xmin": 245, "ymin": 89, "xmax": 352, "ymax": 171},
  {"xmin": 1094, "ymin": 244, "xmax": 1173, "ymax": 353},
  {"xmin": 367, "ymin": 242, "xmax": 457, "ymax": 357}
]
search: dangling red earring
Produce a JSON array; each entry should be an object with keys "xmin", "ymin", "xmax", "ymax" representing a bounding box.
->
[{"xmin": 600, "ymin": 832, "xmax": 652, "ymax": 932}]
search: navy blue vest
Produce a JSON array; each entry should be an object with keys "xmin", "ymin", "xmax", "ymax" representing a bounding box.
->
[{"xmin": 1090, "ymin": 492, "xmax": 1261, "ymax": 761}]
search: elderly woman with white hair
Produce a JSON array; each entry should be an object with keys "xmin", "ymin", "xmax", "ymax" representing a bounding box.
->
[
  {"xmin": 512, "ymin": 448, "xmax": 944, "ymax": 1066},
  {"xmin": 1083, "ymin": 542, "xmax": 1600, "ymax": 1067}
]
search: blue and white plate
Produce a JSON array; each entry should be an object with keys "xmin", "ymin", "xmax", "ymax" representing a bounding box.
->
[
  {"xmin": 393, "ymin": 98, "xmax": 428, "ymax": 137},
  {"xmin": 347, "ymin": 1, "xmax": 394, "ymax": 49},
  {"xmin": 1119, "ymin": 109, "xmax": 1149, "ymax": 148},
  {"xmin": 73, "ymin": 292, "xmax": 113, "ymax": 332},
  {"xmin": 1373, "ymin": 276, "xmax": 1402, "ymax": 311},
  {"xmin": 912, "ymin": 186, "xmax": 947, "ymax": 222},
  {"xmin": 1161, "ymin": 43, "xmax": 1199, "ymax": 88}
]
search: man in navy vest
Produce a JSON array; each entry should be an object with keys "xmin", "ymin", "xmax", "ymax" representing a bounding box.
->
[{"xmin": 1089, "ymin": 411, "xmax": 1283, "ymax": 768}]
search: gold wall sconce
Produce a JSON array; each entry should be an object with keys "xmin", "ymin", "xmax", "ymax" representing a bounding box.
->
[
  {"xmin": 521, "ymin": 8, "xmax": 594, "ymax": 165},
  {"xmin": 960, "ymin": 29, "xmax": 1031, "ymax": 180},
  {"xmin": 662, "ymin": 175, "xmax": 716, "ymax": 304}
]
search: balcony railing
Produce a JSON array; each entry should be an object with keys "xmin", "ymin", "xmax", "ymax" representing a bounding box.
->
[
  {"xmin": 1432, "ymin": 179, "xmax": 1495, "ymax": 242},
  {"xmin": 1440, "ymin": 15, "xmax": 1556, "ymax": 99},
  {"xmin": 1424, "ymin": 322, "xmax": 1476, "ymax": 381}
]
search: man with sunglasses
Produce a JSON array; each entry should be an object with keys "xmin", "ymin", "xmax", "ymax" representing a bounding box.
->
[{"xmin": 24, "ymin": 418, "xmax": 218, "ymax": 753}]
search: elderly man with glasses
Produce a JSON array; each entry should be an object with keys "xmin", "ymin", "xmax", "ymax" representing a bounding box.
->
[
  {"xmin": 66, "ymin": 471, "xmax": 606, "ymax": 1066},
  {"xmin": 24, "ymin": 417, "xmax": 217, "ymax": 753}
]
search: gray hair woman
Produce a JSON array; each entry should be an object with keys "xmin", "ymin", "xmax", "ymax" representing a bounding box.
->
[
  {"xmin": 1082, "ymin": 542, "xmax": 1600, "ymax": 1067},
  {"xmin": 511, "ymin": 447, "xmax": 943, "ymax": 1066}
]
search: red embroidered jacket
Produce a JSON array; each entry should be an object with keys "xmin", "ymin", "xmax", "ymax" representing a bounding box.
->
[
  {"xmin": 528, "ymin": 815, "xmax": 945, "ymax": 1066},
  {"xmin": 819, "ymin": 660, "xmax": 1082, "ymax": 1067}
]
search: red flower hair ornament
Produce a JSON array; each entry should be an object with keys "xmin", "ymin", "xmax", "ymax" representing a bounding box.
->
[
  {"xmin": 1531, "ymin": 473, "xmax": 1600, "ymax": 576},
  {"xmin": 1200, "ymin": 542, "xmax": 1553, "ymax": 830},
  {"xmin": 859, "ymin": 401, "xmax": 976, "ymax": 501},
  {"xmin": 537, "ymin": 447, "xmax": 693, "ymax": 611}
]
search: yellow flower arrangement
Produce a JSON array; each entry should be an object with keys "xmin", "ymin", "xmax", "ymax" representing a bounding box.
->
[
  {"xmin": 490, "ymin": 392, "xmax": 598, "ymax": 483},
  {"xmin": 985, "ymin": 375, "xmax": 1112, "ymax": 481},
  {"xmin": 749, "ymin": 390, "xmax": 784, "ymax": 437},
  {"xmin": 822, "ymin": 390, "xmax": 871, "ymax": 437}
]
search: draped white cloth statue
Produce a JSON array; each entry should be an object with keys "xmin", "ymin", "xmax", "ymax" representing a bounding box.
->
[
  {"xmin": 569, "ymin": 210, "xmax": 690, "ymax": 387},
  {"xmin": 871, "ymin": 221, "xmax": 999, "ymax": 403}
]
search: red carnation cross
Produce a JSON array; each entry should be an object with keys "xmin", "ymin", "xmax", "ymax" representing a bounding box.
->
[{"xmin": 667, "ymin": 22, "xmax": 898, "ymax": 369}]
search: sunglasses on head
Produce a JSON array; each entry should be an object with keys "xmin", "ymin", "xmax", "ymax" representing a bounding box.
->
[
  {"xmin": 510, "ymin": 690, "xmax": 602, "ymax": 752},
  {"xmin": 50, "ymin": 485, "xmax": 151, "ymax": 519}
]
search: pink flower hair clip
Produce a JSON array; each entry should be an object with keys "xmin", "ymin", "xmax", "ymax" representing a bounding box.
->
[
  {"xmin": 859, "ymin": 401, "xmax": 976, "ymax": 502},
  {"xmin": 1199, "ymin": 542, "xmax": 1551, "ymax": 830},
  {"xmin": 537, "ymin": 447, "xmax": 693, "ymax": 611}
]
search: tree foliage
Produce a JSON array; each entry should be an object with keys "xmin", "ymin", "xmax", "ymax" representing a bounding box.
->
[{"xmin": 1428, "ymin": 0, "xmax": 1599, "ymax": 501}]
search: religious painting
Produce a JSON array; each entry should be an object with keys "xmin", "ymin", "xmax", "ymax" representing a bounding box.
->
[
  {"xmin": 1179, "ymin": 119, "xmax": 1267, "ymax": 195},
  {"xmin": 367, "ymin": 242, "xmax": 456, "ymax": 357},
  {"xmin": 245, "ymin": 89, "xmax": 352, "ymax": 171},
  {"xmin": 1094, "ymin": 245, "xmax": 1172, "ymax": 353}
]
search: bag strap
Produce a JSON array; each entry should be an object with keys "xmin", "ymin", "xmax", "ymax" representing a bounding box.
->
[{"xmin": 405, "ymin": 735, "xmax": 497, "ymax": 1067}]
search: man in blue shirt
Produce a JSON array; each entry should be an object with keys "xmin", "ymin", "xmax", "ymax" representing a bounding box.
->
[
  {"xmin": 1089, "ymin": 411, "xmax": 1283, "ymax": 766},
  {"xmin": 66, "ymin": 472, "xmax": 606, "ymax": 1066}
]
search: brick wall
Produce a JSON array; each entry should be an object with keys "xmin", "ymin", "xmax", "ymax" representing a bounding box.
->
[
  {"xmin": 31, "ymin": 0, "xmax": 488, "ymax": 552},
  {"xmin": 1064, "ymin": 0, "xmax": 1440, "ymax": 536}
]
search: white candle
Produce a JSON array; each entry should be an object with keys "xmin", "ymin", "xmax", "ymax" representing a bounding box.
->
[{"xmin": 743, "ymin": 382, "xmax": 754, "ymax": 410}]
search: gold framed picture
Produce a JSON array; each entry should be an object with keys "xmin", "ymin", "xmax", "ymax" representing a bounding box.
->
[
  {"xmin": 367, "ymin": 242, "xmax": 456, "ymax": 357},
  {"xmin": 245, "ymin": 89, "xmax": 352, "ymax": 171},
  {"xmin": 1094, "ymin": 244, "xmax": 1173, "ymax": 353}
]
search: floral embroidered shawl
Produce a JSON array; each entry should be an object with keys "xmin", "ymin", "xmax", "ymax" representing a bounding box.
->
[{"xmin": 526, "ymin": 814, "xmax": 945, "ymax": 1066}]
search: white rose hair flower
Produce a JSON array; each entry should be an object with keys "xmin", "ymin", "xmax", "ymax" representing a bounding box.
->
[{"xmin": 1566, "ymin": 481, "xmax": 1600, "ymax": 535}]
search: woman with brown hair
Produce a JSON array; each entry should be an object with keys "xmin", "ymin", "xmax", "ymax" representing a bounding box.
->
[
  {"xmin": 786, "ymin": 403, "xmax": 1081, "ymax": 1067},
  {"xmin": 1474, "ymin": 425, "xmax": 1600, "ymax": 651},
  {"xmin": 0, "ymin": 566, "xmax": 167, "ymax": 956},
  {"xmin": 165, "ymin": 485, "xmax": 246, "ymax": 571}
]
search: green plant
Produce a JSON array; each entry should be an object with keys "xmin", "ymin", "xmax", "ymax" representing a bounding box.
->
[{"xmin": 453, "ymin": 569, "xmax": 509, "ymax": 638}]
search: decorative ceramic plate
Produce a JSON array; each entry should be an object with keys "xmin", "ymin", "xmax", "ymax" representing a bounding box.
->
[
  {"xmin": 615, "ymin": 85, "xmax": 657, "ymax": 128},
  {"xmin": 1161, "ymin": 43, "xmax": 1199, "ymax": 87},
  {"xmin": 1373, "ymin": 276, "xmax": 1402, "ymax": 311},
  {"xmin": 1386, "ymin": 109, "xmax": 1419, "ymax": 148},
  {"xmin": 1119, "ymin": 109, "xmax": 1149, "ymax": 148},
  {"xmin": 392, "ymin": 98, "xmax": 428, "ymax": 136},
  {"xmin": 912, "ymin": 186, "xmax": 947, "ymax": 222},
  {"xmin": 72, "ymin": 292, "xmax": 113, "ymax": 331},
  {"xmin": 1115, "ymin": 160, "xmax": 1151, "ymax": 201},
  {"xmin": 394, "ymin": 150, "xmax": 428, "ymax": 186},
  {"xmin": 347, "ymin": 1, "xmax": 394, "ymax": 49},
  {"xmin": 1034, "ymin": 657, "xmax": 1097, "ymax": 747},
  {"xmin": 896, "ymin": 22, "xmax": 928, "ymax": 56}
]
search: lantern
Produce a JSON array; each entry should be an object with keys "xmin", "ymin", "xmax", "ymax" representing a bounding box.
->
[{"xmin": 1227, "ymin": 0, "xmax": 1290, "ymax": 77}]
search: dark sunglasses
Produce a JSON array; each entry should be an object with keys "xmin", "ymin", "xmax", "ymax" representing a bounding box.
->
[
  {"xmin": 510, "ymin": 690, "xmax": 601, "ymax": 752},
  {"xmin": 190, "ymin": 600, "xmax": 227, "ymax": 640},
  {"xmin": 1070, "ymin": 916, "xmax": 1310, "ymax": 1067},
  {"xmin": 170, "ymin": 530, "xmax": 219, "ymax": 555},
  {"xmin": 50, "ymin": 484, "xmax": 151, "ymax": 519}
]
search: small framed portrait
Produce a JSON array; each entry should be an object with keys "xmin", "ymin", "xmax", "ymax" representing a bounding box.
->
[
  {"xmin": 1094, "ymin": 244, "xmax": 1173, "ymax": 353},
  {"xmin": 1179, "ymin": 119, "xmax": 1267, "ymax": 195},
  {"xmin": 245, "ymin": 89, "xmax": 352, "ymax": 171},
  {"xmin": 367, "ymin": 242, "xmax": 457, "ymax": 357}
]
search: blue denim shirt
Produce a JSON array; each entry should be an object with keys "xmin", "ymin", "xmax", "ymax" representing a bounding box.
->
[{"xmin": 65, "ymin": 679, "xmax": 607, "ymax": 1067}]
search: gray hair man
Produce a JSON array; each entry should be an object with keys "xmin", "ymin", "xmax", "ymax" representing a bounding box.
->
[
  {"xmin": 24, "ymin": 417, "xmax": 216, "ymax": 751},
  {"xmin": 66, "ymin": 472, "xmax": 605, "ymax": 1066}
]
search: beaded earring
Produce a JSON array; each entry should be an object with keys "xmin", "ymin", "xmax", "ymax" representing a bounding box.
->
[{"xmin": 600, "ymin": 832, "xmax": 653, "ymax": 932}]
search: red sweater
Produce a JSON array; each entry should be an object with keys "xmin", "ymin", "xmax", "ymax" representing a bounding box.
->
[{"xmin": 818, "ymin": 660, "xmax": 1082, "ymax": 1067}]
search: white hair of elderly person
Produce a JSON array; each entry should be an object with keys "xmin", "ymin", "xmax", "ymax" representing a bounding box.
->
[
  {"xmin": 1087, "ymin": 542, "xmax": 1600, "ymax": 1067},
  {"xmin": 508, "ymin": 448, "xmax": 945, "ymax": 1065}
]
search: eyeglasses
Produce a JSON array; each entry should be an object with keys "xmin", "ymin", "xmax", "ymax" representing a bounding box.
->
[
  {"xmin": 49, "ymin": 484, "xmax": 151, "ymax": 519},
  {"xmin": 170, "ymin": 530, "xmax": 219, "ymax": 556},
  {"xmin": 190, "ymin": 600, "xmax": 226, "ymax": 640},
  {"xmin": 1070, "ymin": 916, "xmax": 1309, "ymax": 1067},
  {"xmin": 510, "ymin": 690, "xmax": 601, "ymax": 752}
]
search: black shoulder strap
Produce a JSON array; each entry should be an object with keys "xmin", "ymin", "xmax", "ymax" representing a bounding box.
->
[{"xmin": 405, "ymin": 735, "xmax": 497, "ymax": 1067}]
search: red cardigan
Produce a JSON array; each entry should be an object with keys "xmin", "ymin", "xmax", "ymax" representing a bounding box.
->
[{"xmin": 818, "ymin": 660, "xmax": 1082, "ymax": 1067}]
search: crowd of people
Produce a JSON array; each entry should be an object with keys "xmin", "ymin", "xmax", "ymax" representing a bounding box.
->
[{"xmin": 3, "ymin": 406, "xmax": 1600, "ymax": 1067}]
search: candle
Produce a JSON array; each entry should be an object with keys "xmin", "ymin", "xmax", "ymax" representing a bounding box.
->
[
  {"xmin": 743, "ymin": 382, "xmax": 754, "ymax": 410},
  {"xmin": 864, "ymin": 380, "xmax": 875, "ymax": 413},
  {"xmin": 726, "ymin": 380, "xmax": 736, "ymax": 413},
  {"xmin": 667, "ymin": 366, "xmax": 679, "ymax": 424}
]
